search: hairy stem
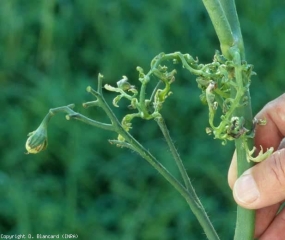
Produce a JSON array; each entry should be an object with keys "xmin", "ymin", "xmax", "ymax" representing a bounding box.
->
[
  {"xmin": 155, "ymin": 116, "xmax": 193, "ymax": 190},
  {"xmin": 119, "ymin": 123, "xmax": 219, "ymax": 240},
  {"xmin": 62, "ymin": 104, "xmax": 220, "ymax": 239},
  {"xmin": 49, "ymin": 105, "xmax": 114, "ymax": 131},
  {"xmin": 84, "ymin": 82, "xmax": 220, "ymax": 239},
  {"xmin": 156, "ymin": 116, "xmax": 220, "ymax": 239}
]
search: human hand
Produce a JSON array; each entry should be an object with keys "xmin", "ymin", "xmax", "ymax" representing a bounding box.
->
[{"xmin": 228, "ymin": 94, "xmax": 285, "ymax": 239}]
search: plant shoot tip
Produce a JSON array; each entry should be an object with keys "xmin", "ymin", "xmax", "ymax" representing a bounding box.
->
[
  {"xmin": 86, "ymin": 86, "xmax": 92, "ymax": 92},
  {"xmin": 67, "ymin": 104, "xmax": 75, "ymax": 109}
]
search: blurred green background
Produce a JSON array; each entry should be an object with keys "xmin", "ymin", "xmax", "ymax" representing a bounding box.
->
[{"xmin": 1, "ymin": 0, "xmax": 285, "ymax": 239}]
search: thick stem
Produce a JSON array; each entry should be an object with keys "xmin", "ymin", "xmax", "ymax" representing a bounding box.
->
[
  {"xmin": 231, "ymin": 54, "xmax": 255, "ymax": 239},
  {"xmin": 232, "ymin": 78, "xmax": 255, "ymax": 239},
  {"xmin": 201, "ymin": 0, "xmax": 256, "ymax": 238},
  {"xmin": 201, "ymin": 0, "xmax": 235, "ymax": 59},
  {"xmin": 234, "ymin": 138, "xmax": 255, "ymax": 240},
  {"xmin": 219, "ymin": 0, "xmax": 245, "ymax": 59}
]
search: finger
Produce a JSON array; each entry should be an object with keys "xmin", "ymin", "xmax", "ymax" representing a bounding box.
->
[
  {"xmin": 229, "ymin": 154, "xmax": 282, "ymax": 237},
  {"xmin": 233, "ymin": 149, "xmax": 285, "ymax": 209},
  {"xmin": 278, "ymin": 138, "xmax": 285, "ymax": 149},
  {"xmin": 228, "ymin": 94, "xmax": 285, "ymax": 189},
  {"xmin": 259, "ymin": 206, "xmax": 285, "ymax": 240},
  {"xmin": 228, "ymin": 151, "xmax": 237, "ymax": 189},
  {"xmin": 254, "ymin": 203, "xmax": 281, "ymax": 238},
  {"xmin": 228, "ymin": 139, "xmax": 285, "ymax": 189},
  {"xmin": 255, "ymin": 93, "xmax": 285, "ymax": 151}
]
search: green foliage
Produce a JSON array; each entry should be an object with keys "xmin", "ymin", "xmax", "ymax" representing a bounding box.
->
[{"xmin": 1, "ymin": 0, "xmax": 284, "ymax": 239}]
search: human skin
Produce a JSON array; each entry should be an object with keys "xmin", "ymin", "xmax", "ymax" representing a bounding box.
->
[{"xmin": 228, "ymin": 94, "xmax": 285, "ymax": 239}]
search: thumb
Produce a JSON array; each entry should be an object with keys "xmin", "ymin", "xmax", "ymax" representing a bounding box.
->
[{"xmin": 233, "ymin": 148, "xmax": 285, "ymax": 209}]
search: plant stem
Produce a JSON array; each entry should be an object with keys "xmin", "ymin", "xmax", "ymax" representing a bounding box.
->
[
  {"xmin": 231, "ymin": 51, "xmax": 256, "ymax": 239},
  {"xmin": 62, "ymin": 104, "xmax": 220, "ymax": 239},
  {"xmin": 85, "ymin": 84, "xmax": 220, "ymax": 239},
  {"xmin": 155, "ymin": 116, "xmax": 192, "ymax": 190},
  {"xmin": 201, "ymin": 0, "xmax": 256, "ymax": 239},
  {"xmin": 156, "ymin": 116, "xmax": 220, "ymax": 239},
  {"xmin": 119, "ymin": 124, "xmax": 220, "ymax": 240},
  {"xmin": 231, "ymin": 48, "xmax": 256, "ymax": 240},
  {"xmin": 49, "ymin": 105, "xmax": 114, "ymax": 131},
  {"xmin": 45, "ymin": 103, "xmax": 212, "ymax": 237},
  {"xmin": 219, "ymin": 0, "xmax": 245, "ymax": 59},
  {"xmin": 234, "ymin": 138, "xmax": 255, "ymax": 240},
  {"xmin": 201, "ymin": 0, "xmax": 235, "ymax": 59}
]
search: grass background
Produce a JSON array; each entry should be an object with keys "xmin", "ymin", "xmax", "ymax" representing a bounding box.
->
[{"xmin": 1, "ymin": 0, "xmax": 285, "ymax": 239}]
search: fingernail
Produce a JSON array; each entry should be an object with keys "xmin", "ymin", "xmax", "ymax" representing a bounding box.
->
[{"xmin": 234, "ymin": 174, "xmax": 260, "ymax": 204}]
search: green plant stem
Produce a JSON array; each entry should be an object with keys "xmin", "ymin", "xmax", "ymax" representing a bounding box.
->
[
  {"xmin": 201, "ymin": 0, "xmax": 235, "ymax": 59},
  {"xmin": 155, "ymin": 116, "xmax": 192, "ymax": 190},
  {"xmin": 231, "ymin": 50, "xmax": 256, "ymax": 239},
  {"xmin": 137, "ymin": 52, "xmax": 217, "ymax": 119},
  {"xmin": 155, "ymin": 116, "xmax": 220, "ymax": 239},
  {"xmin": 49, "ymin": 105, "xmax": 114, "ymax": 131},
  {"xmin": 234, "ymin": 138, "xmax": 255, "ymax": 240},
  {"xmin": 62, "ymin": 104, "xmax": 220, "ymax": 239},
  {"xmin": 119, "ymin": 124, "xmax": 220, "ymax": 240},
  {"xmin": 201, "ymin": 0, "xmax": 256, "ymax": 238},
  {"xmin": 128, "ymin": 141, "xmax": 220, "ymax": 240},
  {"xmin": 231, "ymin": 48, "xmax": 256, "ymax": 240},
  {"xmin": 84, "ymin": 82, "xmax": 220, "ymax": 239},
  {"xmin": 219, "ymin": 0, "xmax": 245, "ymax": 59}
]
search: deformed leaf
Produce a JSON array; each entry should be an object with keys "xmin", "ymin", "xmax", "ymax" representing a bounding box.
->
[{"xmin": 112, "ymin": 95, "xmax": 122, "ymax": 107}]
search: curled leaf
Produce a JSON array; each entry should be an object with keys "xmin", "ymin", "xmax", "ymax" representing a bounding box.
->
[
  {"xmin": 117, "ymin": 76, "xmax": 135, "ymax": 91},
  {"xmin": 112, "ymin": 95, "xmax": 122, "ymax": 107},
  {"xmin": 247, "ymin": 146, "xmax": 274, "ymax": 162},
  {"xmin": 104, "ymin": 84, "xmax": 120, "ymax": 92}
]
